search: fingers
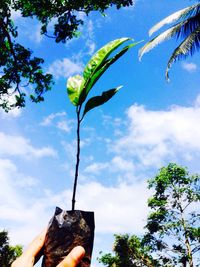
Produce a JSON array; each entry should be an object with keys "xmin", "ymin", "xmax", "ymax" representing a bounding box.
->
[
  {"xmin": 24, "ymin": 228, "xmax": 47, "ymax": 258},
  {"xmin": 57, "ymin": 246, "xmax": 85, "ymax": 267},
  {"xmin": 11, "ymin": 228, "xmax": 47, "ymax": 267},
  {"xmin": 12, "ymin": 229, "xmax": 85, "ymax": 267}
]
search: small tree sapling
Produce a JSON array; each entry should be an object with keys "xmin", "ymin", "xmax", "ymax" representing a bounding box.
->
[
  {"xmin": 67, "ymin": 37, "xmax": 138, "ymax": 211},
  {"xmin": 42, "ymin": 37, "xmax": 139, "ymax": 267}
]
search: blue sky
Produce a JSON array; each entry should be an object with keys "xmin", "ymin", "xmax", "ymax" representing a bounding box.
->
[{"xmin": 1, "ymin": 0, "xmax": 200, "ymax": 266}]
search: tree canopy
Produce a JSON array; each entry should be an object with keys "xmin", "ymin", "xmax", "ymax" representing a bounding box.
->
[
  {"xmin": 99, "ymin": 234, "xmax": 159, "ymax": 267},
  {"xmin": 0, "ymin": 230, "xmax": 22, "ymax": 267},
  {"xmin": 144, "ymin": 163, "xmax": 200, "ymax": 267},
  {"xmin": 99, "ymin": 163, "xmax": 200, "ymax": 267},
  {"xmin": 0, "ymin": 0, "xmax": 134, "ymax": 112}
]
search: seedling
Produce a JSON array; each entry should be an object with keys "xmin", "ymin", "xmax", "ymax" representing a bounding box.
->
[
  {"xmin": 67, "ymin": 37, "xmax": 138, "ymax": 211},
  {"xmin": 42, "ymin": 38, "xmax": 139, "ymax": 267}
]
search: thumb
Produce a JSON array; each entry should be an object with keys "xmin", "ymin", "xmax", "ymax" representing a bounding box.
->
[{"xmin": 57, "ymin": 246, "xmax": 85, "ymax": 267}]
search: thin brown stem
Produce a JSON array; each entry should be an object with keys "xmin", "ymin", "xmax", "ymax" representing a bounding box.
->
[{"xmin": 71, "ymin": 105, "xmax": 81, "ymax": 211}]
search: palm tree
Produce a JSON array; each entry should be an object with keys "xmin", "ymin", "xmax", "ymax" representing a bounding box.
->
[{"xmin": 139, "ymin": 2, "xmax": 200, "ymax": 80}]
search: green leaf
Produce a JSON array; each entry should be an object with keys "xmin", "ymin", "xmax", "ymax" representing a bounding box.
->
[
  {"xmin": 80, "ymin": 42, "xmax": 139, "ymax": 104},
  {"xmin": 79, "ymin": 38, "xmax": 131, "ymax": 103},
  {"xmin": 82, "ymin": 86, "xmax": 122, "ymax": 118},
  {"xmin": 67, "ymin": 75, "xmax": 84, "ymax": 106},
  {"xmin": 83, "ymin": 38, "xmax": 130, "ymax": 79},
  {"xmin": 66, "ymin": 38, "xmax": 140, "ymax": 107}
]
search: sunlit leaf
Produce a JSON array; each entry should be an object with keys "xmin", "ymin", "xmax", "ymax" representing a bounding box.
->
[
  {"xmin": 79, "ymin": 38, "xmax": 131, "ymax": 103},
  {"xmin": 80, "ymin": 42, "xmax": 138, "ymax": 103},
  {"xmin": 67, "ymin": 75, "xmax": 84, "ymax": 106}
]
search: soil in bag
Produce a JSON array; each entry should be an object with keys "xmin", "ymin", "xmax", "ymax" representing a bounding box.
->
[{"xmin": 41, "ymin": 207, "xmax": 95, "ymax": 267}]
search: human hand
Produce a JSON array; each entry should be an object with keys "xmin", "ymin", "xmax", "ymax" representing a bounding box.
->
[{"xmin": 11, "ymin": 228, "xmax": 85, "ymax": 267}]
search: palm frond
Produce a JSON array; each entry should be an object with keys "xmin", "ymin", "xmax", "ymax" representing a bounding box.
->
[
  {"xmin": 139, "ymin": 13, "xmax": 200, "ymax": 60},
  {"xmin": 139, "ymin": 21, "xmax": 186, "ymax": 60},
  {"xmin": 166, "ymin": 26, "xmax": 200, "ymax": 80},
  {"xmin": 149, "ymin": 3, "xmax": 200, "ymax": 36},
  {"xmin": 176, "ymin": 13, "xmax": 200, "ymax": 39}
]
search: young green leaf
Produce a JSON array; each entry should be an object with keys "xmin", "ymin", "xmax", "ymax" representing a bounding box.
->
[
  {"xmin": 82, "ymin": 86, "xmax": 122, "ymax": 118},
  {"xmin": 67, "ymin": 75, "xmax": 85, "ymax": 106},
  {"xmin": 79, "ymin": 38, "xmax": 131, "ymax": 103},
  {"xmin": 80, "ymin": 42, "xmax": 139, "ymax": 103},
  {"xmin": 83, "ymin": 38, "xmax": 130, "ymax": 80}
]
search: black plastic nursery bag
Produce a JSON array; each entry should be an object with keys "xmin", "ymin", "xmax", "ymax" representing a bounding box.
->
[{"xmin": 42, "ymin": 207, "xmax": 95, "ymax": 267}]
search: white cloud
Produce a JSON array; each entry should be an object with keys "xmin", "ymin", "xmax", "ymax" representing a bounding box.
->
[
  {"xmin": 0, "ymin": 131, "xmax": 149, "ymax": 260},
  {"xmin": 0, "ymin": 132, "xmax": 57, "ymax": 158},
  {"xmin": 86, "ymin": 41, "xmax": 96, "ymax": 56},
  {"xmin": 80, "ymin": 138, "xmax": 92, "ymax": 148},
  {"xmin": 0, "ymin": 159, "xmax": 45, "ymax": 232},
  {"xmin": 0, "ymin": 157, "xmax": 149, "ymax": 246},
  {"xmin": 84, "ymin": 156, "xmax": 135, "ymax": 176},
  {"xmin": 76, "ymin": 181, "xmax": 150, "ymax": 234},
  {"xmin": 111, "ymin": 96, "xmax": 200, "ymax": 167},
  {"xmin": 41, "ymin": 112, "xmax": 74, "ymax": 133},
  {"xmin": 14, "ymin": 175, "xmax": 39, "ymax": 188},
  {"xmin": 48, "ymin": 58, "xmax": 83, "ymax": 79},
  {"xmin": 0, "ymin": 108, "xmax": 21, "ymax": 118},
  {"xmin": 61, "ymin": 140, "xmax": 76, "ymax": 161},
  {"xmin": 10, "ymin": 11, "xmax": 43, "ymax": 44},
  {"xmin": 0, "ymin": 159, "xmax": 20, "ymax": 207},
  {"xmin": 85, "ymin": 20, "xmax": 96, "ymax": 55},
  {"xmin": 0, "ymin": 159, "xmax": 54, "ymax": 244},
  {"xmin": 41, "ymin": 112, "xmax": 66, "ymax": 126},
  {"xmin": 57, "ymin": 120, "xmax": 72, "ymax": 133},
  {"xmin": 111, "ymin": 156, "xmax": 135, "ymax": 172},
  {"xmin": 65, "ymin": 19, "xmax": 96, "ymax": 57},
  {"xmin": 87, "ymin": 20, "xmax": 94, "ymax": 39},
  {"xmin": 84, "ymin": 162, "xmax": 108, "ymax": 175},
  {"xmin": 182, "ymin": 62, "xmax": 197, "ymax": 72}
]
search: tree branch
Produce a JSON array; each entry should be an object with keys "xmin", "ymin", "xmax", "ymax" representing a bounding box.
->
[
  {"xmin": 0, "ymin": 18, "xmax": 21, "ymax": 96},
  {"xmin": 0, "ymin": 19, "xmax": 17, "ymax": 65}
]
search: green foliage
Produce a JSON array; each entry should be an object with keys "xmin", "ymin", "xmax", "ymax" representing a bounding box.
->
[
  {"xmin": 0, "ymin": 1, "xmax": 53, "ymax": 111},
  {"xmin": 139, "ymin": 3, "xmax": 200, "ymax": 80},
  {"xmin": 144, "ymin": 163, "xmax": 200, "ymax": 267},
  {"xmin": 14, "ymin": 0, "xmax": 134, "ymax": 43},
  {"xmin": 80, "ymin": 38, "xmax": 135, "ymax": 104},
  {"xmin": 99, "ymin": 163, "xmax": 200, "ymax": 267},
  {"xmin": 0, "ymin": 0, "xmax": 134, "ymax": 112},
  {"xmin": 0, "ymin": 230, "xmax": 22, "ymax": 267},
  {"xmin": 67, "ymin": 38, "xmax": 137, "ymax": 110},
  {"xmin": 67, "ymin": 38, "xmax": 130, "ymax": 106},
  {"xmin": 98, "ymin": 234, "xmax": 161, "ymax": 267}
]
